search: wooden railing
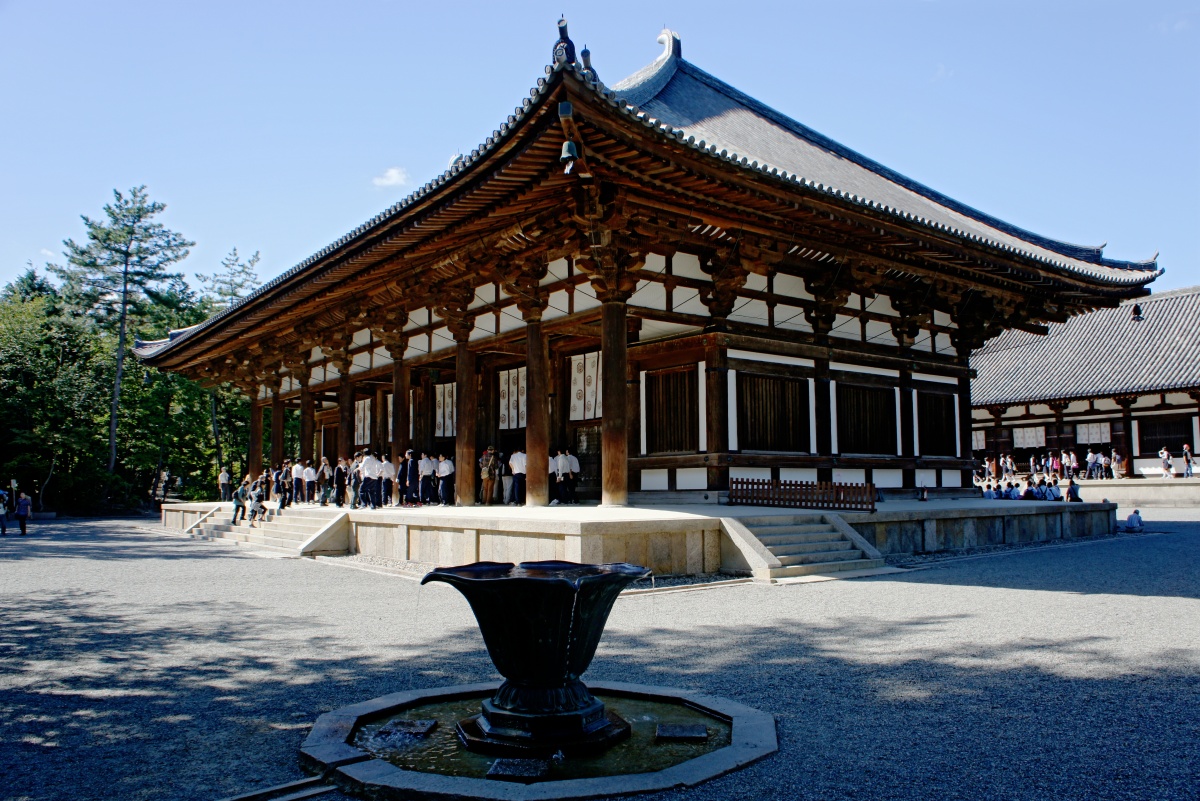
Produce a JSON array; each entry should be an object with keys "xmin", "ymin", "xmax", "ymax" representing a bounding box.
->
[{"xmin": 728, "ymin": 479, "xmax": 877, "ymax": 512}]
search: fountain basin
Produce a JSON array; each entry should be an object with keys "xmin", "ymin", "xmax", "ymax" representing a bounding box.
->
[
  {"xmin": 420, "ymin": 561, "xmax": 651, "ymax": 756},
  {"xmin": 301, "ymin": 681, "xmax": 777, "ymax": 800}
]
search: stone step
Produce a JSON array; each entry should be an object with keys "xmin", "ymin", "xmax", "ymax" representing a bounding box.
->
[
  {"xmin": 768, "ymin": 540, "xmax": 852, "ymax": 557},
  {"xmin": 756, "ymin": 530, "xmax": 841, "ymax": 546},
  {"xmin": 776, "ymin": 548, "xmax": 864, "ymax": 567},
  {"xmin": 751, "ymin": 523, "xmax": 834, "ymax": 536},
  {"xmin": 770, "ymin": 558, "xmax": 886, "ymax": 579},
  {"xmin": 201, "ymin": 523, "xmax": 313, "ymax": 544},
  {"xmin": 190, "ymin": 530, "xmax": 302, "ymax": 556},
  {"xmin": 734, "ymin": 515, "xmax": 830, "ymax": 527}
]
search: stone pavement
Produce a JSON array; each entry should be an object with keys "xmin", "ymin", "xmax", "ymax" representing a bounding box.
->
[{"xmin": 1, "ymin": 513, "xmax": 1197, "ymax": 801}]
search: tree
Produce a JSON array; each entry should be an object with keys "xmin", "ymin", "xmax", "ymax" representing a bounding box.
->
[
  {"xmin": 195, "ymin": 247, "xmax": 260, "ymax": 313},
  {"xmin": 50, "ymin": 187, "xmax": 193, "ymax": 473}
]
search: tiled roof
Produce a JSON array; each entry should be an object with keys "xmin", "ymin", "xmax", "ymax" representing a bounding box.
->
[
  {"xmin": 971, "ymin": 286, "xmax": 1200, "ymax": 406},
  {"xmin": 145, "ymin": 29, "xmax": 1160, "ymax": 364},
  {"xmin": 612, "ymin": 32, "xmax": 1160, "ymax": 286}
]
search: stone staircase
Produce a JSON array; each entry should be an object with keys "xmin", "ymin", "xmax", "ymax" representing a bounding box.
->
[
  {"xmin": 189, "ymin": 505, "xmax": 348, "ymax": 557},
  {"xmin": 740, "ymin": 514, "xmax": 885, "ymax": 580}
]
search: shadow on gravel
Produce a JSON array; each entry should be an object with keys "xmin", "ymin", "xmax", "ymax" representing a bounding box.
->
[
  {"xmin": 2, "ymin": 585, "xmax": 1197, "ymax": 801},
  {"xmin": 0, "ymin": 518, "xmax": 250, "ymax": 563}
]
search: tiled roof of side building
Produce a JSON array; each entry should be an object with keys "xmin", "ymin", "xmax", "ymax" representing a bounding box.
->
[
  {"xmin": 971, "ymin": 286, "xmax": 1200, "ymax": 406},
  {"xmin": 613, "ymin": 31, "xmax": 1159, "ymax": 286}
]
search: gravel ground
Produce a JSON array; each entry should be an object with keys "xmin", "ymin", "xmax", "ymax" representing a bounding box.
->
[{"xmin": 2, "ymin": 512, "xmax": 1198, "ymax": 801}]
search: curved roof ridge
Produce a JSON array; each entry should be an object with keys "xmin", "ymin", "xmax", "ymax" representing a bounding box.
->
[{"xmin": 620, "ymin": 46, "xmax": 1150, "ymax": 270}]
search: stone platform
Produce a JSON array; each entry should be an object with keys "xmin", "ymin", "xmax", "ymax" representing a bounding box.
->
[
  {"xmin": 1075, "ymin": 477, "xmax": 1200, "ymax": 507},
  {"xmin": 163, "ymin": 495, "xmax": 1117, "ymax": 579}
]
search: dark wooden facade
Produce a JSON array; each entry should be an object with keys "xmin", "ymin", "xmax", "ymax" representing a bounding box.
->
[{"xmin": 137, "ymin": 25, "xmax": 1159, "ymax": 504}]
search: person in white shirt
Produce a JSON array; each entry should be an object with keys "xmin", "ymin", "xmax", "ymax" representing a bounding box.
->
[
  {"xmin": 218, "ymin": 468, "xmax": 231, "ymax": 502},
  {"xmin": 508, "ymin": 447, "xmax": 527, "ymax": 505},
  {"xmin": 291, "ymin": 461, "xmax": 305, "ymax": 504},
  {"xmin": 436, "ymin": 454, "xmax": 455, "ymax": 506},
  {"xmin": 1048, "ymin": 479, "xmax": 1062, "ymax": 501},
  {"xmin": 419, "ymin": 452, "xmax": 437, "ymax": 504},
  {"xmin": 360, "ymin": 452, "xmax": 381, "ymax": 509},
  {"xmin": 303, "ymin": 462, "xmax": 317, "ymax": 503},
  {"xmin": 982, "ymin": 484, "xmax": 996, "ymax": 500},
  {"xmin": 381, "ymin": 457, "xmax": 396, "ymax": 506},
  {"xmin": 564, "ymin": 448, "xmax": 581, "ymax": 504},
  {"xmin": 550, "ymin": 448, "xmax": 569, "ymax": 505},
  {"xmin": 1125, "ymin": 509, "xmax": 1143, "ymax": 532}
]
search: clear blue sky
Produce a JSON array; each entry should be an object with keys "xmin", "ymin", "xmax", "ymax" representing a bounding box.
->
[{"xmin": 2, "ymin": 1, "xmax": 1196, "ymax": 294}]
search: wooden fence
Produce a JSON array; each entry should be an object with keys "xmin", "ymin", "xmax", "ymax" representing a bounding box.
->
[{"xmin": 728, "ymin": 479, "xmax": 877, "ymax": 512}]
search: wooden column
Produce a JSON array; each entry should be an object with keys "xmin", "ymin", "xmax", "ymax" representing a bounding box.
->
[
  {"xmin": 454, "ymin": 339, "xmax": 477, "ymax": 506},
  {"xmin": 600, "ymin": 300, "xmax": 628, "ymax": 505},
  {"xmin": 814, "ymin": 358, "xmax": 833, "ymax": 483},
  {"xmin": 704, "ymin": 343, "xmax": 729, "ymax": 491},
  {"xmin": 338, "ymin": 371, "xmax": 354, "ymax": 460},
  {"xmin": 248, "ymin": 396, "xmax": 264, "ymax": 481},
  {"xmin": 957, "ymin": 374, "xmax": 973, "ymax": 486},
  {"xmin": 392, "ymin": 359, "xmax": 410, "ymax": 457},
  {"xmin": 549, "ymin": 349, "xmax": 565, "ymax": 450},
  {"xmin": 626, "ymin": 359, "xmax": 641, "ymax": 493},
  {"xmin": 899, "ymin": 369, "xmax": 915, "ymax": 488},
  {"xmin": 416, "ymin": 369, "xmax": 433, "ymax": 455},
  {"xmin": 299, "ymin": 384, "xmax": 315, "ymax": 464},
  {"xmin": 373, "ymin": 385, "xmax": 387, "ymax": 455},
  {"xmin": 478, "ymin": 359, "xmax": 498, "ymax": 452},
  {"xmin": 270, "ymin": 386, "xmax": 285, "ymax": 468},
  {"xmin": 525, "ymin": 321, "xmax": 550, "ymax": 506}
]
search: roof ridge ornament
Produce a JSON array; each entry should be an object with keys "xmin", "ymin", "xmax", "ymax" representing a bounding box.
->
[
  {"xmin": 580, "ymin": 44, "xmax": 599, "ymax": 84},
  {"xmin": 553, "ymin": 18, "xmax": 576, "ymax": 66},
  {"xmin": 656, "ymin": 27, "xmax": 682, "ymax": 61}
]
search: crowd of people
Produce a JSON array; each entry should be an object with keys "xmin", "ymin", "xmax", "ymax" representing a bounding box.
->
[
  {"xmin": 221, "ymin": 443, "xmax": 588, "ymax": 524},
  {"xmin": 981, "ymin": 449, "xmax": 1126, "ymax": 484}
]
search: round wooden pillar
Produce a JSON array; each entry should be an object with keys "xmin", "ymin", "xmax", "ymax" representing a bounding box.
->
[
  {"xmin": 600, "ymin": 301, "xmax": 628, "ymax": 506},
  {"xmin": 525, "ymin": 321, "xmax": 549, "ymax": 506}
]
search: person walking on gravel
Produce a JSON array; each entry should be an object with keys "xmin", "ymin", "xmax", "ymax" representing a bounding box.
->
[{"xmin": 13, "ymin": 492, "xmax": 31, "ymax": 535}]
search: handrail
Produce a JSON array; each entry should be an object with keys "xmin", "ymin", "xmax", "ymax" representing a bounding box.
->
[{"xmin": 182, "ymin": 505, "xmax": 221, "ymax": 534}]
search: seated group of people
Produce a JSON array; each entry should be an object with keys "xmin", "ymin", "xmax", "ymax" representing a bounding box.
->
[{"xmin": 981, "ymin": 477, "xmax": 1079, "ymax": 502}]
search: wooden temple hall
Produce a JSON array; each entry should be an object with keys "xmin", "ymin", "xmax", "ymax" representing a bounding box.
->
[{"xmin": 137, "ymin": 21, "xmax": 1160, "ymax": 507}]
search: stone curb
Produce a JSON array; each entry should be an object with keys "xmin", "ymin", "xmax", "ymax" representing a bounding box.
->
[{"xmin": 303, "ymin": 681, "xmax": 776, "ymax": 800}]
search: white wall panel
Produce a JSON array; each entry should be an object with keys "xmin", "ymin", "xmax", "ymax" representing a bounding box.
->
[
  {"xmin": 864, "ymin": 320, "xmax": 897, "ymax": 346},
  {"xmin": 640, "ymin": 469, "xmax": 669, "ymax": 490},
  {"xmin": 671, "ymin": 252, "xmax": 706, "ymax": 280},
  {"xmin": 772, "ymin": 273, "xmax": 813, "ymax": 302},
  {"xmin": 728, "ymin": 298, "xmax": 770, "ymax": 326},
  {"xmin": 873, "ymin": 468, "xmax": 905, "ymax": 488},
  {"xmin": 940, "ymin": 470, "xmax": 963, "ymax": 488},
  {"xmin": 676, "ymin": 468, "xmax": 707, "ymax": 490},
  {"xmin": 630, "ymin": 279, "xmax": 668, "ymax": 310},
  {"xmin": 780, "ymin": 467, "xmax": 818, "ymax": 482},
  {"xmin": 730, "ymin": 467, "xmax": 771, "ymax": 480},
  {"xmin": 832, "ymin": 468, "xmax": 866, "ymax": 484},
  {"xmin": 542, "ymin": 258, "xmax": 570, "ymax": 285},
  {"xmin": 543, "ymin": 289, "xmax": 571, "ymax": 321}
]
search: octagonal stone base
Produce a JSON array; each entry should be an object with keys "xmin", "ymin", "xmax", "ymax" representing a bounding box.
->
[{"xmin": 301, "ymin": 681, "xmax": 777, "ymax": 801}]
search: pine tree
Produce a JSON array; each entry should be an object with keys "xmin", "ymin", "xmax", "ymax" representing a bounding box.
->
[
  {"xmin": 195, "ymin": 247, "xmax": 261, "ymax": 313},
  {"xmin": 51, "ymin": 186, "xmax": 193, "ymax": 474}
]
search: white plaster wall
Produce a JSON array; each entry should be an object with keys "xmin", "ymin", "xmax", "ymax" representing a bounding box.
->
[
  {"xmin": 940, "ymin": 470, "xmax": 963, "ymax": 488},
  {"xmin": 674, "ymin": 290, "xmax": 709, "ymax": 317},
  {"xmin": 469, "ymin": 286, "xmax": 492, "ymax": 311},
  {"xmin": 542, "ymin": 258, "xmax": 570, "ymax": 285},
  {"xmin": 639, "ymin": 320, "xmax": 698, "ymax": 340},
  {"xmin": 544, "ymin": 289, "xmax": 570, "ymax": 321},
  {"xmin": 643, "ymin": 252, "xmax": 668, "ymax": 275},
  {"xmin": 574, "ymin": 287, "xmax": 602, "ymax": 313},
  {"xmin": 831, "ymin": 362, "xmax": 899, "ymax": 377},
  {"xmin": 744, "ymin": 273, "xmax": 768, "ymax": 292},
  {"xmin": 772, "ymin": 273, "xmax": 813, "ymax": 302},
  {"xmin": 730, "ymin": 467, "xmax": 771, "ymax": 480},
  {"xmin": 1094, "ymin": 398, "xmax": 1120, "ymax": 411},
  {"xmin": 630, "ymin": 279, "xmax": 667, "ymax": 310},
  {"xmin": 676, "ymin": 468, "xmax": 707, "ymax": 490},
  {"xmin": 830, "ymin": 314, "xmax": 861, "ymax": 341},
  {"xmin": 935, "ymin": 333, "xmax": 954, "ymax": 354},
  {"xmin": 672, "ymin": 252, "xmax": 706, "ymax": 280},
  {"xmin": 729, "ymin": 349, "xmax": 814, "ymax": 367},
  {"xmin": 864, "ymin": 320, "xmax": 897, "ymax": 346},
  {"xmin": 873, "ymin": 468, "xmax": 904, "ymax": 488},
  {"xmin": 352, "ymin": 328, "xmax": 371, "ymax": 347},
  {"xmin": 933, "ymin": 311, "xmax": 951, "ymax": 327},
  {"xmin": 914, "ymin": 372, "xmax": 958, "ymax": 385},
  {"xmin": 872, "ymin": 294, "xmax": 898, "ymax": 316},
  {"xmin": 780, "ymin": 467, "xmax": 818, "ymax": 482},
  {"xmin": 833, "ymin": 468, "xmax": 866, "ymax": 484},
  {"xmin": 728, "ymin": 298, "xmax": 770, "ymax": 326},
  {"xmin": 775, "ymin": 306, "xmax": 813, "ymax": 332},
  {"xmin": 1166, "ymin": 392, "xmax": 1193, "ymax": 406},
  {"xmin": 498, "ymin": 308, "xmax": 524, "ymax": 334},
  {"xmin": 641, "ymin": 469, "xmax": 669, "ymax": 491},
  {"xmin": 915, "ymin": 468, "xmax": 938, "ymax": 487}
]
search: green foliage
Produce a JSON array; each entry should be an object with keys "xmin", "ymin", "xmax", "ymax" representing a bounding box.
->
[
  {"xmin": 0, "ymin": 189, "xmax": 260, "ymax": 513},
  {"xmin": 195, "ymin": 248, "xmax": 260, "ymax": 313}
]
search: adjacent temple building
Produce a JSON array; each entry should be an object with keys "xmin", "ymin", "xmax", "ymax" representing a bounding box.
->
[
  {"xmin": 971, "ymin": 286, "xmax": 1199, "ymax": 476},
  {"xmin": 137, "ymin": 22, "xmax": 1160, "ymax": 506}
]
